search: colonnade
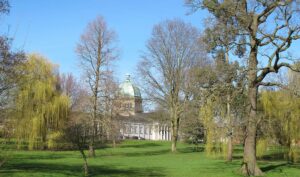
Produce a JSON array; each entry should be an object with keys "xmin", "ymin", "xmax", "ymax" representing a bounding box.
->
[
  {"xmin": 158, "ymin": 125, "xmax": 171, "ymax": 140},
  {"xmin": 120, "ymin": 122, "xmax": 171, "ymax": 141}
]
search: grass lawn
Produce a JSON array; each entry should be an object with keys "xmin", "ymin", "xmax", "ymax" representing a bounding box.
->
[{"xmin": 0, "ymin": 140, "xmax": 299, "ymax": 177}]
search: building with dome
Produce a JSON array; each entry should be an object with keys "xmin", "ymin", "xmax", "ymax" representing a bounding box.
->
[
  {"xmin": 116, "ymin": 74, "xmax": 171, "ymax": 141},
  {"xmin": 115, "ymin": 74, "xmax": 143, "ymax": 116}
]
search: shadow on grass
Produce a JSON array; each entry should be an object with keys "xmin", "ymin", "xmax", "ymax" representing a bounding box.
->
[
  {"xmin": 232, "ymin": 148, "xmax": 293, "ymax": 161},
  {"xmin": 260, "ymin": 162, "xmax": 300, "ymax": 172},
  {"xmin": 13, "ymin": 153, "xmax": 76, "ymax": 160},
  {"xmin": 177, "ymin": 147, "xmax": 204, "ymax": 153},
  {"xmin": 105, "ymin": 147, "xmax": 202, "ymax": 157},
  {"xmin": 260, "ymin": 152, "xmax": 287, "ymax": 161},
  {"xmin": 0, "ymin": 162, "xmax": 166, "ymax": 177},
  {"xmin": 120, "ymin": 142, "xmax": 162, "ymax": 148},
  {"xmin": 100, "ymin": 149, "xmax": 171, "ymax": 157},
  {"xmin": 232, "ymin": 155, "xmax": 243, "ymax": 160},
  {"xmin": 260, "ymin": 163, "xmax": 288, "ymax": 172}
]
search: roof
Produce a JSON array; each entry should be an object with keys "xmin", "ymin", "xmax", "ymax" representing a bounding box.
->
[
  {"xmin": 119, "ymin": 74, "xmax": 141, "ymax": 98},
  {"xmin": 116, "ymin": 113, "xmax": 161, "ymax": 124},
  {"xmin": 116, "ymin": 112, "xmax": 170, "ymax": 125}
]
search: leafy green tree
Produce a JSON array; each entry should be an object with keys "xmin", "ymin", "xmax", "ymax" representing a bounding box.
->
[
  {"xmin": 260, "ymin": 69, "xmax": 300, "ymax": 163},
  {"xmin": 186, "ymin": 1, "xmax": 300, "ymax": 175},
  {"xmin": 13, "ymin": 54, "xmax": 69, "ymax": 150}
]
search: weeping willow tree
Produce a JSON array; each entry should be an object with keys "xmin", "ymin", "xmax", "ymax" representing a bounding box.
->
[
  {"xmin": 13, "ymin": 54, "xmax": 69, "ymax": 150},
  {"xmin": 261, "ymin": 90, "xmax": 300, "ymax": 163},
  {"xmin": 200, "ymin": 98, "xmax": 227, "ymax": 158}
]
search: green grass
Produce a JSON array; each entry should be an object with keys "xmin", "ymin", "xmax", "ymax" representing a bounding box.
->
[{"xmin": 0, "ymin": 140, "xmax": 300, "ymax": 177}]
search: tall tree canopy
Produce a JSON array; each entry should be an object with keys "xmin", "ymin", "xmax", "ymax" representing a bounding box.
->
[
  {"xmin": 261, "ymin": 90, "xmax": 300, "ymax": 163},
  {"xmin": 0, "ymin": 0, "xmax": 25, "ymax": 117},
  {"xmin": 138, "ymin": 19, "xmax": 205, "ymax": 152},
  {"xmin": 186, "ymin": 0, "xmax": 300, "ymax": 175},
  {"xmin": 14, "ymin": 54, "xmax": 69, "ymax": 150},
  {"xmin": 76, "ymin": 16, "xmax": 118, "ymax": 157}
]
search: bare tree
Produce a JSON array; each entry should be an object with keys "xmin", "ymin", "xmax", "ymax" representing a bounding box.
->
[
  {"xmin": 186, "ymin": 0, "xmax": 300, "ymax": 175},
  {"xmin": 65, "ymin": 120, "xmax": 89, "ymax": 177},
  {"xmin": 76, "ymin": 16, "xmax": 118, "ymax": 157},
  {"xmin": 64, "ymin": 88, "xmax": 91, "ymax": 177},
  {"xmin": 0, "ymin": 1, "xmax": 25, "ymax": 167},
  {"xmin": 100, "ymin": 73, "xmax": 120, "ymax": 146},
  {"xmin": 138, "ymin": 19, "xmax": 204, "ymax": 152},
  {"xmin": 59, "ymin": 73, "xmax": 91, "ymax": 176}
]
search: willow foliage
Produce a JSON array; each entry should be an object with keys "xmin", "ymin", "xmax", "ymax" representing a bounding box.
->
[
  {"xmin": 200, "ymin": 98, "xmax": 226, "ymax": 158},
  {"xmin": 14, "ymin": 54, "xmax": 69, "ymax": 150},
  {"xmin": 261, "ymin": 90, "xmax": 300, "ymax": 162}
]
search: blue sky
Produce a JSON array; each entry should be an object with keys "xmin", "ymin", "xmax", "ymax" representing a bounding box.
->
[{"xmin": 0, "ymin": 0, "xmax": 206, "ymax": 81}]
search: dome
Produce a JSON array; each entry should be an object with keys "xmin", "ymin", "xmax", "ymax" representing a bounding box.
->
[{"xmin": 119, "ymin": 74, "xmax": 141, "ymax": 98}]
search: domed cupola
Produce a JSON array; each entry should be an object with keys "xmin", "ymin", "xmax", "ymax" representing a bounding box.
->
[
  {"xmin": 119, "ymin": 74, "xmax": 141, "ymax": 98},
  {"xmin": 117, "ymin": 74, "xmax": 143, "ymax": 116}
]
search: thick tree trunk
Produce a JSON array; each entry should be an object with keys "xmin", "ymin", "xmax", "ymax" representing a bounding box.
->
[
  {"xmin": 241, "ymin": 19, "xmax": 263, "ymax": 175},
  {"xmin": 241, "ymin": 86, "xmax": 263, "ymax": 176}
]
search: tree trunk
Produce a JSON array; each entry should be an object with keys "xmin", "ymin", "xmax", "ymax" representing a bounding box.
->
[
  {"xmin": 112, "ymin": 138, "xmax": 116, "ymax": 148},
  {"xmin": 80, "ymin": 149, "xmax": 89, "ymax": 177},
  {"xmin": 171, "ymin": 129, "xmax": 177, "ymax": 152},
  {"xmin": 88, "ymin": 144, "xmax": 95, "ymax": 157},
  {"xmin": 241, "ymin": 86, "xmax": 263, "ymax": 176},
  {"xmin": 171, "ymin": 110, "xmax": 179, "ymax": 152},
  {"xmin": 226, "ymin": 94, "xmax": 233, "ymax": 162},
  {"xmin": 241, "ymin": 21, "xmax": 263, "ymax": 175},
  {"xmin": 227, "ymin": 136, "xmax": 233, "ymax": 162},
  {"xmin": 287, "ymin": 138, "xmax": 295, "ymax": 163}
]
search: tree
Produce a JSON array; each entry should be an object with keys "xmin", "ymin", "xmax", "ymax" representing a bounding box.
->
[
  {"xmin": 261, "ymin": 90, "xmax": 300, "ymax": 163},
  {"xmin": 260, "ymin": 68, "xmax": 300, "ymax": 163},
  {"xmin": 76, "ymin": 16, "xmax": 118, "ymax": 157},
  {"xmin": 138, "ymin": 19, "xmax": 204, "ymax": 152},
  {"xmin": 0, "ymin": 0, "xmax": 9, "ymax": 14},
  {"xmin": 201, "ymin": 14, "xmax": 247, "ymax": 162},
  {"xmin": 63, "ymin": 84, "xmax": 91, "ymax": 177},
  {"xmin": 64, "ymin": 118, "xmax": 89, "ymax": 177},
  {"xmin": 99, "ymin": 72, "xmax": 119, "ymax": 147},
  {"xmin": 13, "ymin": 54, "xmax": 69, "ymax": 150},
  {"xmin": 0, "ymin": 0, "xmax": 25, "ymax": 122},
  {"xmin": 0, "ymin": 0, "xmax": 25, "ymax": 167},
  {"xmin": 186, "ymin": 0, "xmax": 300, "ymax": 175}
]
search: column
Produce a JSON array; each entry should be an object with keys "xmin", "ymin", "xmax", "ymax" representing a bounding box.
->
[
  {"xmin": 138, "ymin": 124, "xmax": 140, "ymax": 139},
  {"xmin": 158, "ymin": 126, "xmax": 160, "ymax": 140},
  {"xmin": 148, "ymin": 126, "xmax": 151, "ymax": 140},
  {"xmin": 164, "ymin": 126, "xmax": 167, "ymax": 140},
  {"xmin": 162, "ymin": 126, "xmax": 164, "ymax": 140},
  {"xmin": 168, "ymin": 127, "xmax": 171, "ymax": 140},
  {"xmin": 163, "ymin": 126, "xmax": 165, "ymax": 140},
  {"xmin": 143, "ymin": 124, "xmax": 145, "ymax": 139},
  {"xmin": 166, "ymin": 126, "xmax": 169, "ymax": 141}
]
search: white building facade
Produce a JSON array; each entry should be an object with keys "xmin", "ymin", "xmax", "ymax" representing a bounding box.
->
[{"xmin": 116, "ymin": 75, "xmax": 171, "ymax": 141}]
